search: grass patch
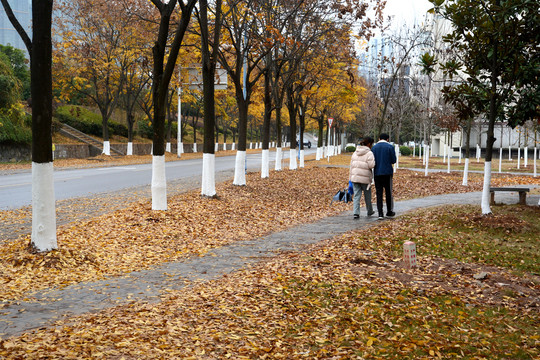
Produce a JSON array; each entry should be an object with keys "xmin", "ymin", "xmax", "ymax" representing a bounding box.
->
[
  {"xmin": 391, "ymin": 205, "xmax": 540, "ymax": 274},
  {"xmin": 276, "ymin": 279, "xmax": 539, "ymax": 359}
]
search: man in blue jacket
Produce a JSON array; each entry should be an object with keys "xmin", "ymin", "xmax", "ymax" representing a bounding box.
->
[{"xmin": 371, "ymin": 133, "xmax": 397, "ymax": 219}]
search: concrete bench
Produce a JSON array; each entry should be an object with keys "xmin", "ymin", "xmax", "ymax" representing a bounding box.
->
[{"xmin": 490, "ymin": 187, "xmax": 530, "ymax": 205}]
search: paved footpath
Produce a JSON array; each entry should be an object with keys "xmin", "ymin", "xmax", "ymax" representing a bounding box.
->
[{"xmin": 1, "ymin": 190, "xmax": 538, "ymax": 339}]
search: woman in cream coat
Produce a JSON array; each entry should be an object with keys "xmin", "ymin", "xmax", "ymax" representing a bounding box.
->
[{"xmin": 349, "ymin": 137, "xmax": 375, "ymax": 219}]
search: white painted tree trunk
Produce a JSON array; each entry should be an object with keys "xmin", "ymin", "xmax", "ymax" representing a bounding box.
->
[
  {"xmin": 166, "ymin": 142, "xmax": 171, "ymax": 153},
  {"xmin": 459, "ymin": 146, "xmax": 462, "ymax": 163},
  {"xmin": 261, "ymin": 149, "xmax": 270, "ymax": 178},
  {"xmin": 481, "ymin": 162, "xmax": 492, "ymax": 215},
  {"xmin": 193, "ymin": 143, "xmax": 197, "ymax": 153},
  {"xmin": 424, "ymin": 146, "xmax": 429, "ymax": 176},
  {"xmin": 232, "ymin": 143, "xmax": 235, "ymax": 151},
  {"xmin": 31, "ymin": 162, "xmax": 57, "ymax": 251},
  {"xmin": 289, "ymin": 149, "xmax": 298, "ymax": 170},
  {"xmin": 127, "ymin": 142, "xmax": 133, "ymax": 156},
  {"xmin": 443, "ymin": 144, "xmax": 447, "ymax": 163},
  {"xmin": 249, "ymin": 142, "xmax": 253, "ymax": 149},
  {"xmin": 508, "ymin": 146, "xmax": 512, "ymax": 161},
  {"xmin": 395, "ymin": 144, "xmax": 399, "ymax": 170},
  {"xmin": 534, "ymin": 147, "xmax": 537, "ymax": 177},
  {"xmin": 201, "ymin": 153, "xmax": 216, "ymax": 197},
  {"xmin": 462, "ymin": 158, "xmax": 469, "ymax": 186},
  {"xmin": 499, "ymin": 148, "xmax": 502, "ymax": 173},
  {"xmin": 177, "ymin": 142, "xmax": 183, "ymax": 157},
  {"xmin": 103, "ymin": 141, "xmax": 110, "ymax": 156},
  {"xmin": 233, "ymin": 150, "xmax": 247, "ymax": 185},
  {"xmin": 524, "ymin": 147, "xmax": 528, "ymax": 167},
  {"xmin": 177, "ymin": 87, "xmax": 182, "ymax": 158},
  {"xmin": 476, "ymin": 144, "xmax": 480, "ymax": 162},
  {"xmin": 316, "ymin": 147, "xmax": 321, "ymax": 160},
  {"xmin": 447, "ymin": 145, "xmax": 451, "ymax": 173},
  {"xmin": 275, "ymin": 147, "xmax": 283, "ymax": 171},
  {"xmin": 517, "ymin": 148, "xmax": 521, "ymax": 169},
  {"xmin": 215, "ymin": 143, "xmax": 219, "ymax": 152},
  {"xmin": 151, "ymin": 155, "xmax": 167, "ymax": 210},
  {"xmin": 299, "ymin": 150, "xmax": 305, "ymax": 168}
]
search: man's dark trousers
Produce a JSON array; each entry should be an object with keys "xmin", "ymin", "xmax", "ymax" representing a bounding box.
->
[{"xmin": 374, "ymin": 174, "xmax": 393, "ymax": 216}]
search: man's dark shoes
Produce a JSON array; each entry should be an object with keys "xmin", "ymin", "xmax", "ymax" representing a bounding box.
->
[
  {"xmin": 377, "ymin": 215, "xmax": 384, "ymax": 220},
  {"xmin": 367, "ymin": 211, "xmax": 375, "ymax": 216},
  {"xmin": 386, "ymin": 211, "xmax": 396, "ymax": 217},
  {"xmin": 353, "ymin": 214, "xmax": 360, "ymax": 219}
]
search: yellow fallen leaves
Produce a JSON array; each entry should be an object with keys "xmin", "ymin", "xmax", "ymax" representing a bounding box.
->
[
  {"xmin": 0, "ymin": 167, "xmax": 351, "ymax": 302},
  {"xmin": 1, "ymin": 169, "xmax": 533, "ymax": 305},
  {"xmin": 1, "ymin": 201, "xmax": 539, "ymax": 359},
  {"xmin": 4, "ymin": 164, "xmax": 511, "ymax": 303},
  {"xmin": 2, "ymin": 225, "xmax": 538, "ymax": 359}
]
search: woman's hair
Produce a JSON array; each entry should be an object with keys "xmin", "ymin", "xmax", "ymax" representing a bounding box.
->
[{"xmin": 360, "ymin": 136, "xmax": 374, "ymax": 147}]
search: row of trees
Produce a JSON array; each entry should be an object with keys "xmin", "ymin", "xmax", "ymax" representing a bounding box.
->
[
  {"xmin": 52, "ymin": 0, "xmax": 386, "ymax": 203},
  {"xmin": 1, "ymin": 0, "xmax": 385, "ymax": 251},
  {"xmin": 425, "ymin": 0, "xmax": 539, "ymax": 214},
  {"xmin": 4, "ymin": 0, "xmax": 537, "ymax": 251},
  {"xmin": 359, "ymin": 0, "xmax": 538, "ymax": 217},
  {"xmin": 51, "ymin": 1, "xmax": 374, "ymax": 148}
]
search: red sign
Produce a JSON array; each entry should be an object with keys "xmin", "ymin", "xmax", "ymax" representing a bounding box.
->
[{"xmin": 328, "ymin": 118, "xmax": 333, "ymax": 127}]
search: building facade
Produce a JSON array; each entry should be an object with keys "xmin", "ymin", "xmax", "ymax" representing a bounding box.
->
[{"xmin": 0, "ymin": 0, "xmax": 31, "ymax": 53}]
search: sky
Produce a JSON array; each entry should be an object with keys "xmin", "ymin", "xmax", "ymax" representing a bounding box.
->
[{"xmin": 382, "ymin": 0, "xmax": 433, "ymax": 28}]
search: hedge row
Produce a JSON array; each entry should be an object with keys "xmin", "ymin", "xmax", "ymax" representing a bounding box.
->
[
  {"xmin": 0, "ymin": 113, "xmax": 32, "ymax": 145},
  {"xmin": 56, "ymin": 106, "xmax": 129, "ymax": 138}
]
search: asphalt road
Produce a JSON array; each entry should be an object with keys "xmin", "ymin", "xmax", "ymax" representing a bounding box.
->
[{"xmin": 0, "ymin": 149, "xmax": 316, "ymax": 210}]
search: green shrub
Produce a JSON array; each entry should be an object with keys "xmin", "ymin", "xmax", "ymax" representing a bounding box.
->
[
  {"xmin": 346, "ymin": 145, "xmax": 356, "ymax": 152},
  {"xmin": 399, "ymin": 146, "xmax": 412, "ymax": 156},
  {"xmin": 138, "ymin": 119, "xmax": 153, "ymax": 139},
  {"xmin": 109, "ymin": 120, "xmax": 128, "ymax": 138},
  {"xmin": 51, "ymin": 118, "xmax": 63, "ymax": 134},
  {"xmin": 0, "ymin": 109, "xmax": 31, "ymax": 145},
  {"xmin": 169, "ymin": 121, "xmax": 178, "ymax": 138},
  {"xmin": 56, "ymin": 106, "xmax": 101, "ymax": 136},
  {"xmin": 56, "ymin": 105, "xmax": 128, "ymax": 138}
]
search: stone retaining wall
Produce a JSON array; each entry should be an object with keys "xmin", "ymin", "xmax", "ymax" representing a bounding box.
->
[
  {"xmin": 0, "ymin": 144, "xmax": 31, "ymax": 162},
  {"xmin": 54, "ymin": 144, "xmax": 101, "ymax": 159}
]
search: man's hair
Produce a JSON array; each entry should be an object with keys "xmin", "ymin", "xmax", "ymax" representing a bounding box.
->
[{"xmin": 379, "ymin": 133, "xmax": 390, "ymax": 141}]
